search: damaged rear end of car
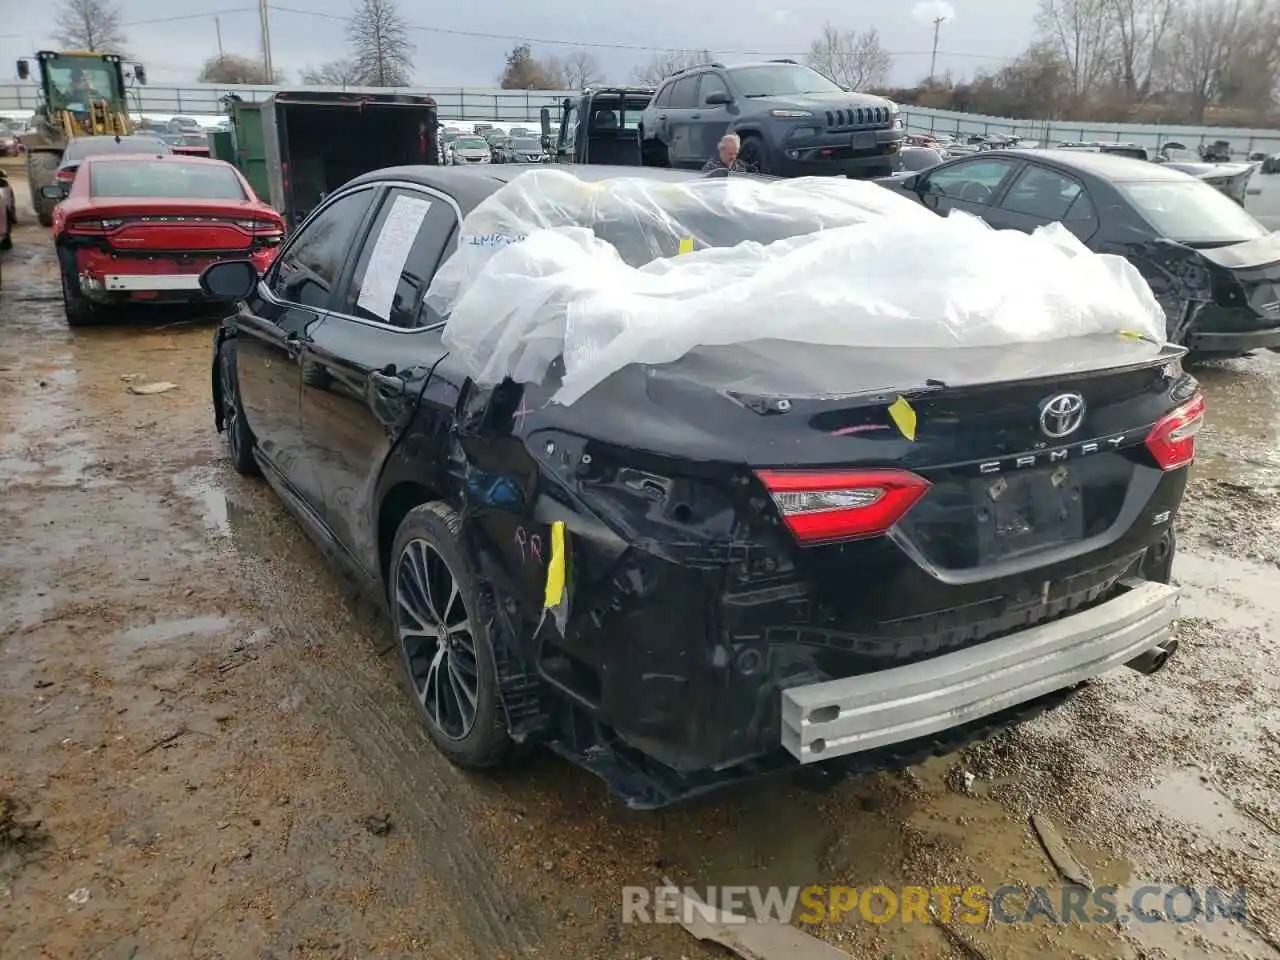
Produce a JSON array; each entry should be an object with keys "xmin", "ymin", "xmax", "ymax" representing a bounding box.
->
[{"xmin": 423, "ymin": 168, "xmax": 1203, "ymax": 808}]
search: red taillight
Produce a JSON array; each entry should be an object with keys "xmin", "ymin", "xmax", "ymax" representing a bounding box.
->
[
  {"xmin": 56, "ymin": 167, "xmax": 76, "ymax": 182},
  {"xmin": 1145, "ymin": 394, "xmax": 1205, "ymax": 471},
  {"xmin": 66, "ymin": 217, "xmax": 122, "ymax": 234},
  {"xmin": 754, "ymin": 468, "xmax": 931, "ymax": 545}
]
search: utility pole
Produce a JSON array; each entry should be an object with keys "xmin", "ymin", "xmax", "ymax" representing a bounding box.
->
[
  {"xmin": 929, "ymin": 15, "xmax": 947, "ymax": 82},
  {"xmin": 215, "ymin": 16, "xmax": 224, "ymax": 58},
  {"xmin": 258, "ymin": 0, "xmax": 274, "ymax": 81}
]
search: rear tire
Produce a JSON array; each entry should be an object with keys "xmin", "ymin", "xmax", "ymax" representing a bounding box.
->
[
  {"xmin": 390, "ymin": 501, "xmax": 513, "ymax": 770},
  {"xmin": 61, "ymin": 270, "xmax": 101, "ymax": 327}
]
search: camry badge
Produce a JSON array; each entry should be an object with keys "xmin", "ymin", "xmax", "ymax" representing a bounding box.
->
[{"xmin": 1039, "ymin": 393, "xmax": 1086, "ymax": 439}]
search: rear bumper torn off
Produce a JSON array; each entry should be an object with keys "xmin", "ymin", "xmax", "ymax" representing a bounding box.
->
[{"xmin": 781, "ymin": 579, "xmax": 1179, "ymax": 763}]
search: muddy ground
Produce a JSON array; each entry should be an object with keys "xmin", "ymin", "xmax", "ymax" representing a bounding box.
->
[{"xmin": 1, "ymin": 162, "xmax": 1278, "ymax": 960}]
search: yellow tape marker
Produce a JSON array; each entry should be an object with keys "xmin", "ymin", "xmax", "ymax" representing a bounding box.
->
[
  {"xmin": 888, "ymin": 396, "xmax": 917, "ymax": 441},
  {"xmin": 544, "ymin": 520, "xmax": 566, "ymax": 609},
  {"xmin": 678, "ymin": 237, "xmax": 695, "ymax": 255},
  {"xmin": 1118, "ymin": 330, "xmax": 1147, "ymax": 341}
]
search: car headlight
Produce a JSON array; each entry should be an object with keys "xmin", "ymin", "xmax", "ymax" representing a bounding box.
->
[{"xmin": 771, "ymin": 109, "xmax": 813, "ymax": 119}]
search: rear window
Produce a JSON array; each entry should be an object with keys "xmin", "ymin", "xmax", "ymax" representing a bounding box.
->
[
  {"xmin": 90, "ymin": 160, "xmax": 247, "ymax": 200},
  {"xmin": 1116, "ymin": 179, "xmax": 1269, "ymax": 244},
  {"xmin": 64, "ymin": 137, "xmax": 171, "ymax": 161}
]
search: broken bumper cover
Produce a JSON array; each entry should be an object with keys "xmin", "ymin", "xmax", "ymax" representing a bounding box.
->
[{"xmin": 781, "ymin": 579, "xmax": 1178, "ymax": 763}]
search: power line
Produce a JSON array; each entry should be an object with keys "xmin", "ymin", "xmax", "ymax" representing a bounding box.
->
[
  {"xmin": 0, "ymin": 8, "xmax": 256, "ymax": 41},
  {"xmin": 265, "ymin": 4, "xmax": 1011, "ymax": 62}
]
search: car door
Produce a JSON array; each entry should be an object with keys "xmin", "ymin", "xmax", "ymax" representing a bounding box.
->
[
  {"xmin": 665, "ymin": 76, "xmax": 702, "ymax": 166},
  {"xmin": 915, "ymin": 157, "xmax": 1023, "ymax": 220},
  {"xmin": 987, "ymin": 162, "xmax": 1101, "ymax": 242},
  {"xmin": 299, "ymin": 184, "xmax": 460, "ymax": 564},
  {"xmin": 234, "ymin": 186, "xmax": 378, "ymax": 492},
  {"xmin": 642, "ymin": 83, "xmax": 674, "ymax": 158},
  {"xmin": 694, "ymin": 71, "xmax": 733, "ymax": 163}
]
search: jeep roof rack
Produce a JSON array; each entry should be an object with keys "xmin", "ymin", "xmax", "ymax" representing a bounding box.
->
[
  {"xmin": 669, "ymin": 61, "xmax": 725, "ymax": 77},
  {"xmin": 767, "ymin": 58, "xmax": 799, "ymax": 64}
]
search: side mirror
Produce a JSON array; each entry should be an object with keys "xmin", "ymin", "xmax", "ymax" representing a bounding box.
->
[
  {"xmin": 134, "ymin": 64, "xmax": 147, "ymax": 85},
  {"xmin": 40, "ymin": 184, "xmax": 65, "ymax": 200},
  {"xmin": 901, "ymin": 173, "xmax": 921, "ymax": 192},
  {"xmin": 539, "ymin": 106, "xmax": 551, "ymax": 139},
  {"xmin": 17, "ymin": 59, "xmax": 30, "ymax": 81},
  {"xmin": 200, "ymin": 259, "xmax": 259, "ymax": 301},
  {"xmin": 704, "ymin": 90, "xmax": 732, "ymax": 106}
]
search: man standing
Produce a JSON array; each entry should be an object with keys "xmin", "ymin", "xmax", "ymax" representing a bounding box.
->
[{"xmin": 702, "ymin": 133, "xmax": 748, "ymax": 172}]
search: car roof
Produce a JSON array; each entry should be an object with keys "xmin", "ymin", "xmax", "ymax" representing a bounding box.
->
[
  {"xmin": 350, "ymin": 164, "xmax": 707, "ymax": 213},
  {"xmin": 986, "ymin": 148, "xmax": 1195, "ymax": 182}
]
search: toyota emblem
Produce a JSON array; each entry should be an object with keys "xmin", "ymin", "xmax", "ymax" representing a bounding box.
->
[{"xmin": 1039, "ymin": 393, "xmax": 1085, "ymax": 439}]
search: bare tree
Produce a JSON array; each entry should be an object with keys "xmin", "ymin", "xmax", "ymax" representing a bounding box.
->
[
  {"xmin": 806, "ymin": 24, "xmax": 893, "ymax": 90},
  {"xmin": 1162, "ymin": 0, "xmax": 1247, "ymax": 118},
  {"xmin": 1035, "ymin": 0, "xmax": 1117, "ymax": 100},
  {"xmin": 539, "ymin": 55, "xmax": 570, "ymax": 89},
  {"xmin": 1103, "ymin": 0, "xmax": 1178, "ymax": 99},
  {"xmin": 348, "ymin": 0, "xmax": 414, "ymax": 87},
  {"xmin": 1214, "ymin": 0, "xmax": 1280, "ymax": 109},
  {"xmin": 630, "ymin": 50, "xmax": 716, "ymax": 86},
  {"xmin": 198, "ymin": 54, "xmax": 283, "ymax": 84},
  {"xmin": 300, "ymin": 59, "xmax": 363, "ymax": 86},
  {"xmin": 555, "ymin": 49, "xmax": 604, "ymax": 89},
  {"xmin": 53, "ymin": 0, "xmax": 127, "ymax": 54}
]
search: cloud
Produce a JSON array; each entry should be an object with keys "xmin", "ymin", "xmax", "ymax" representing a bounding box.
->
[{"xmin": 911, "ymin": 0, "xmax": 957, "ymax": 26}]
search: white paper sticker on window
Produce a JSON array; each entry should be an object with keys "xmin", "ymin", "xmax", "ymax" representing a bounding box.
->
[{"xmin": 356, "ymin": 194, "xmax": 433, "ymax": 321}]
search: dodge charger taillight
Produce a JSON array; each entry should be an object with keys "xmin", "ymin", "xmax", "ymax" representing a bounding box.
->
[
  {"xmin": 755, "ymin": 469, "xmax": 931, "ymax": 545},
  {"xmin": 1145, "ymin": 394, "xmax": 1206, "ymax": 470}
]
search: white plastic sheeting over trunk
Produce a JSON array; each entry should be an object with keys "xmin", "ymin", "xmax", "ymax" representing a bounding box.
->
[{"xmin": 426, "ymin": 169, "xmax": 1167, "ymax": 406}]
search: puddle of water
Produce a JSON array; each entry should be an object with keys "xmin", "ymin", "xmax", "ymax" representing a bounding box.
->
[
  {"xmin": 1141, "ymin": 767, "xmax": 1255, "ymax": 847},
  {"xmin": 171, "ymin": 468, "xmax": 233, "ymax": 537},
  {"xmin": 115, "ymin": 615, "xmax": 235, "ymax": 650}
]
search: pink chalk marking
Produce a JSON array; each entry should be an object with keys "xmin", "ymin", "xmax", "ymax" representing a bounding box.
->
[{"xmin": 829, "ymin": 424, "xmax": 891, "ymax": 437}]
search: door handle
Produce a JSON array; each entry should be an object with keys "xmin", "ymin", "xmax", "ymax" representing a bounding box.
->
[
  {"xmin": 658, "ymin": 114, "xmax": 667, "ymax": 120},
  {"xmin": 370, "ymin": 370, "xmax": 405, "ymax": 395},
  {"xmin": 689, "ymin": 114, "xmax": 701, "ymax": 119}
]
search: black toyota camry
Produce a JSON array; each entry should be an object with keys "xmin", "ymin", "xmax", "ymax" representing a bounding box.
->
[
  {"xmin": 203, "ymin": 164, "xmax": 1202, "ymax": 808},
  {"xmin": 876, "ymin": 149, "xmax": 1280, "ymax": 360}
]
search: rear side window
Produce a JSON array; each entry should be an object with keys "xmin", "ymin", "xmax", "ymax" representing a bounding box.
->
[
  {"xmin": 89, "ymin": 160, "xmax": 245, "ymax": 200},
  {"xmin": 668, "ymin": 77, "xmax": 699, "ymax": 109},
  {"xmin": 271, "ymin": 188, "xmax": 374, "ymax": 309},
  {"xmin": 999, "ymin": 165, "xmax": 1085, "ymax": 220},
  {"xmin": 344, "ymin": 188, "xmax": 459, "ymax": 329},
  {"xmin": 653, "ymin": 84, "xmax": 674, "ymax": 108}
]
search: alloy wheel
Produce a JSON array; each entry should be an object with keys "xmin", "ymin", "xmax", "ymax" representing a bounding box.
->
[{"xmin": 395, "ymin": 538, "xmax": 481, "ymax": 740}]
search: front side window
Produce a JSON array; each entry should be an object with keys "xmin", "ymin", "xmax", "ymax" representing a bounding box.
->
[
  {"xmin": 922, "ymin": 159, "xmax": 1019, "ymax": 204},
  {"xmin": 725, "ymin": 64, "xmax": 843, "ymax": 98},
  {"xmin": 1116, "ymin": 179, "xmax": 1270, "ymax": 244},
  {"xmin": 344, "ymin": 189, "xmax": 459, "ymax": 329},
  {"xmin": 270, "ymin": 188, "xmax": 374, "ymax": 310},
  {"xmin": 698, "ymin": 73, "xmax": 730, "ymax": 104}
]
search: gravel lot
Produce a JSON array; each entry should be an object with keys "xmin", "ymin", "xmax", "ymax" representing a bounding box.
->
[{"xmin": 1, "ymin": 162, "xmax": 1278, "ymax": 960}]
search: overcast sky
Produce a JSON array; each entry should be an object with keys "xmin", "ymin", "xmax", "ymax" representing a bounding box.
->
[{"xmin": 2, "ymin": 0, "xmax": 1030, "ymax": 90}]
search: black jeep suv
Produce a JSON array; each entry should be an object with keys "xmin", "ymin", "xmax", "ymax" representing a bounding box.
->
[{"xmin": 640, "ymin": 59, "xmax": 905, "ymax": 178}]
